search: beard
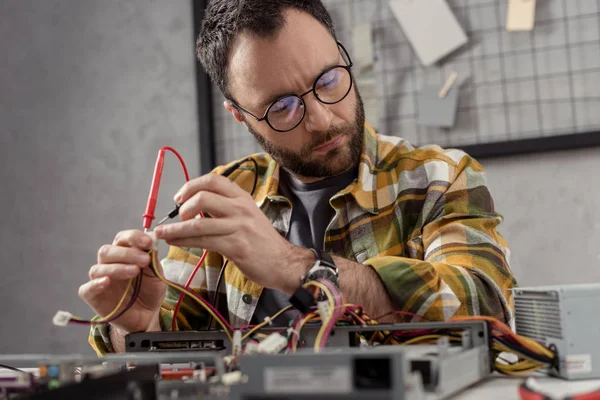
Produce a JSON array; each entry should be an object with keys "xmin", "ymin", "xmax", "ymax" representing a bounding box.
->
[{"xmin": 245, "ymin": 86, "xmax": 366, "ymax": 178}]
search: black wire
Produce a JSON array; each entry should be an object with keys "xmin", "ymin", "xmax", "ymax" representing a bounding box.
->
[
  {"xmin": 235, "ymin": 157, "xmax": 259, "ymax": 195},
  {"xmin": 0, "ymin": 364, "xmax": 27, "ymax": 374},
  {"xmin": 206, "ymin": 157, "xmax": 259, "ymax": 330},
  {"xmin": 208, "ymin": 260, "xmax": 229, "ymax": 330}
]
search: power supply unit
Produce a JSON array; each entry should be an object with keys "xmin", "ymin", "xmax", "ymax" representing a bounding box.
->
[{"xmin": 513, "ymin": 283, "xmax": 600, "ymax": 380}]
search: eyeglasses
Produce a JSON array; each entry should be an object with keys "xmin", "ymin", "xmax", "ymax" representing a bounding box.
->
[{"xmin": 229, "ymin": 42, "xmax": 354, "ymax": 132}]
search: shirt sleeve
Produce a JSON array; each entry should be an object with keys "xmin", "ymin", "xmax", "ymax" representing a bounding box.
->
[
  {"xmin": 88, "ymin": 246, "xmax": 220, "ymax": 356},
  {"xmin": 364, "ymin": 153, "xmax": 517, "ymax": 324}
]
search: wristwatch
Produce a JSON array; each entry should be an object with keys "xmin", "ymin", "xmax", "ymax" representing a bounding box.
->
[{"xmin": 302, "ymin": 248, "xmax": 339, "ymax": 287}]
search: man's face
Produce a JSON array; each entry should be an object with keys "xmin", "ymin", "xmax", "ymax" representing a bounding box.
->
[{"xmin": 226, "ymin": 9, "xmax": 365, "ymax": 180}]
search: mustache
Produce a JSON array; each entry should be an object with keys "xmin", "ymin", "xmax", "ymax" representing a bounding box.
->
[{"xmin": 304, "ymin": 128, "xmax": 347, "ymax": 153}]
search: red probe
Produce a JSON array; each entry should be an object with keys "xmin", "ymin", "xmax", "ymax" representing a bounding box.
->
[{"xmin": 142, "ymin": 146, "xmax": 190, "ymax": 231}]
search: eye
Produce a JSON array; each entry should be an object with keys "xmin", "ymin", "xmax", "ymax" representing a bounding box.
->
[
  {"xmin": 270, "ymin": 96, "xmax": 300, "ymax": 114},
  {"xmin": 316, "ymin": 69, "xmax": 342, "ymax": 90}
]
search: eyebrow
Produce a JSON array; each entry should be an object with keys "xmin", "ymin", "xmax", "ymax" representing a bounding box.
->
[{"xmin": 256, "ymin": 57, "xmax": 342, "ymax": 111}]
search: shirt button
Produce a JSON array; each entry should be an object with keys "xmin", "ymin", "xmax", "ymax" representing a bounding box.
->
[{"xmin": 242, "ymin": 294, "xmax": 252, "ymax": 304}]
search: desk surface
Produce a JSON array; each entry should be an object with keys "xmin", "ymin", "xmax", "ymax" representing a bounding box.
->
[{"xmin": 452, "ymin": 374, "xmax": 600, "ymax": 400}]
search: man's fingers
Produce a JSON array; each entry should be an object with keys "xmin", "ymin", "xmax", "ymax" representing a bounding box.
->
[
  {"xmin": 78, "ymin": 277, "xmax": 110, "ymax": 303},
  {"xmin": 167, "ymin": 234, "xmax": 234, "ymax": 257},
  {"xmin": 97, "ymin": 245, "xmax": 151, "ymax": 265},
  {"xmin": 112, "ymin": 230, "xmax": 153, "ymax": 249},
  {"xmin": 155, "ymin": 217, "xmax": 237, "ymax": 241},
  {"xmin": 89, "ymin": 264, "xmax": 140, "ymax": 281},
  {"xmin": 178, "ymin": 191, "xmax": 236, "ymax": 220},
  {"xmin": 175, "ymin": 174, "xmax": 248, "ymax": 204}
]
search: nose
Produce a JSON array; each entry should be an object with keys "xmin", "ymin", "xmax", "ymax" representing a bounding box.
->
[{"xmin": 302, "ymin": 95, "xmax": 333, "ymax": 134}]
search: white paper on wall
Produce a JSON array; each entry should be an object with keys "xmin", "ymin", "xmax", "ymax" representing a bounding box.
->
[{"xmin": 388, "ymin": 0, "xmax": 468, "ymax": 66}]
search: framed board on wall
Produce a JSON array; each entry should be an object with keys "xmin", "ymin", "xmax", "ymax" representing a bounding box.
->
[{"xmin": 193, "ymin": 0, "xmax": 600, "ymax": 169}]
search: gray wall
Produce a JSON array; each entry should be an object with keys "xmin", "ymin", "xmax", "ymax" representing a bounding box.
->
[
  {"xmin": 1, "ymin": 0, "xmax": 598, "ymax": 356},
  {"xmin": 0, "ymin": 1, "xmax": 199, "ymax": 354},
  {"xmin": 482, "ymin": 148, "xmax": 600, "ymax": 287}
]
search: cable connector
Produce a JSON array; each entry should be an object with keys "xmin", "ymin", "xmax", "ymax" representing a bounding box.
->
[
  {"xmin": 286, "ymin": 327, "xmax": 295, "ymax": 336},
  {"xmin": 221, "ymin": 371, "xmax": 243, "ymax": 386},
  {"xmin": 232, "ymin": 330, "xmax": 242, "ymax": 357},
  {"xmin": 257, "ymin": 332, "xmax": 288, "ymax": 354},
  {"xmin": 146, "ymin": 231, "xmax": 160, "ymax": 251},
  {"xmin": 52, "ymin": 311, "xmax": 73, "ymax": 327},
  {"xmin": 317, "ymin": 301, "xmax": 331, "ymax": 320},
  {"xmin": 243, "ymin": 341, "xmax": 259, "ymax": 355},
  {"xmin": 193, "ymin": 368, "xmax": 207, "ymax": 382}
]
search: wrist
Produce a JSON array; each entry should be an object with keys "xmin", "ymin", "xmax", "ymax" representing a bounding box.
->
[{"xmin": 279, "ymin": 246, "xmax": 315, "ymax": 296}]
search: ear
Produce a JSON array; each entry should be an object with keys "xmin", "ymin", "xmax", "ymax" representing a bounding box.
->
[{"xmin": 224, "ymin": 100, "xmax": 245, "ymax": 124}]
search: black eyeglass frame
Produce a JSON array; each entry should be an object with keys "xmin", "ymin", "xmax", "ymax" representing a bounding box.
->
[{"xmin": 228, "ymin": 41, "xmax": 354, "ymax": 133}]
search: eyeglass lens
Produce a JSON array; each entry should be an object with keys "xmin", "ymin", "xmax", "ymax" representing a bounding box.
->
[{"xmin": 267, "ymin": 66, "xmax": 352, "ymax": 132}]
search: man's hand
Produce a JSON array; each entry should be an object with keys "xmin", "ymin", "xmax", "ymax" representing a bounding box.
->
[
  {"xmin": 154, "ymin": 174, "xmax": 310, "ymax": 294},
  {"xmin": 78, "ymin": 230, "xmax": 167, "ymax": 334}
]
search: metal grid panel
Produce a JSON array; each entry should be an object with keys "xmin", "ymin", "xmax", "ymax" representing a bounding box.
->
[{"xmin": 212, "ymin": 0, "xmax": 600, "ymax": 164}]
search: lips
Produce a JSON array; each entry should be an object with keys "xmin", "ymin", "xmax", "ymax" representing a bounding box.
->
[{"xmin": 313, "ymin": 135, "xmax": 344, "ymax": 153}]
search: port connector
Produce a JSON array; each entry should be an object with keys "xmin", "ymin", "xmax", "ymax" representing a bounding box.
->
[{"xmin": 151, "ymin": 340, "xmax": 225, "ymax": 351}]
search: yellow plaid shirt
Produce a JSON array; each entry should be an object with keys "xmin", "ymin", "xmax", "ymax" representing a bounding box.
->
[{"xmin": 89, "ymin": 122, "xmax": 517, "ymax": 355}]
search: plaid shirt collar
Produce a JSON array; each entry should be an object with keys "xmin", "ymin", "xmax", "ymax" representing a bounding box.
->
[{"xmin": 253, "ymin": 121, "xmax": 385, "ymax": 215}]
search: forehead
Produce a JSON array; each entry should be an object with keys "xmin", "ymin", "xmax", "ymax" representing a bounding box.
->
[{"xmin": 227, "ymin": 8, "xmax": 338, "ymax": 106}]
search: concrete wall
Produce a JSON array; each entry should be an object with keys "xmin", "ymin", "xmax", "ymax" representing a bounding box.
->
[
  {"xmin": 0, "ymin": 0, "xmax": 598, "ymax": 356},
  {"xmin": 0, "ymin": 0, "xmax": 199, "ymax": 354},
  {"xmin": 482, "ymin": 148, "xmax": 600, "ymax": 287}
]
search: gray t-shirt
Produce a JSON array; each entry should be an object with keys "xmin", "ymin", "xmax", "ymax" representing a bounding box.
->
[{"xmin": 251, "ymin": 166, "xmax": 358, "ymax": 325}]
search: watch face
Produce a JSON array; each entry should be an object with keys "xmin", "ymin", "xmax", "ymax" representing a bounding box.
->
[{"xmin": 307, "ymin": 266, "xmax": 339, "ymax": 287}]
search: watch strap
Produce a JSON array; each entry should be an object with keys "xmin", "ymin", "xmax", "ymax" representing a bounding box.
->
[{"xmin": 308, "ymin": 248, "xmax": 336, "ymax": 270}]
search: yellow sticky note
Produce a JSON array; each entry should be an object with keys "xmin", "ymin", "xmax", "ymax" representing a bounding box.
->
[{"xmin": 506, "ymin": 0, "xmax": 536, "ymax": 31}]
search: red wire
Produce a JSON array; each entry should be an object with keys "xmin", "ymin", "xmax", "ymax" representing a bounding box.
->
[
  {"xmin": 171, "ymin": 251, "xmax": 209, "ymax": 330},
  {"xmin": 141, "ymin": 146, "xmax": 214, "ymax": 331},
  {"xmin": 161, "ymin": 146, "xmax": 190, "ymax": 181},
  {"xmin": 160, "ymin": 149, "xmax": 213, "ymax": 331}
]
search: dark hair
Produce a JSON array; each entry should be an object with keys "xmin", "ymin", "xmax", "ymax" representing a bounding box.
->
[{"xmin": 196, "ymin": 0, "xmax": 337, "ymax": 97}]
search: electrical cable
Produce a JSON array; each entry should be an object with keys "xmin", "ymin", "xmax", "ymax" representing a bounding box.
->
[
  {"xmin": 0, "ymin": 364, "xmax": 27, "ymax": 374},
  {"xmin": 153, "ymin": 155, "xmax": 257, "ymax": 331},
  {"xmin": 241, "ymin": 305, "xmax": 293, "ymax": 340},
  {"xmin": 53, "ymin": 148, "xmax": 259, "ymax": 332},
  {"xmin": 62, "ymin": 274, "xmax": 143, "ymax": 326},
  {"xmin": 207, "ymin": 260, "xmax": 228, "ymax": 329},
  {"xmin": 146, "ymin": 249, "xmax": 234, "ymax": 341},
  {"xmin": 314, "ymin": 279, "xmax": 344, "ymax": 350},
  {"xmin": 54, "ymin": 146, "xmax": 189, "ymax": 328},
  {"xmin": 170, "ymin": 250, "xmax": 209, "ymax": 331},
  {"xmin": 202, "ymin": 157, "xmax": 259, "ymax": 330}
]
